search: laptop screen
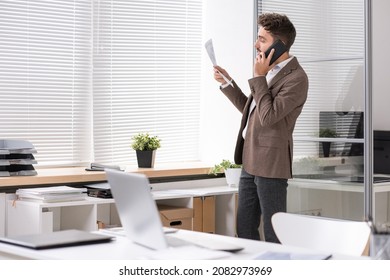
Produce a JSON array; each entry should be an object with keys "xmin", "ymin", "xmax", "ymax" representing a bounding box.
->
[{"xmin": 105, "ymin": 169, "xmax": 168, "ymax": 250}]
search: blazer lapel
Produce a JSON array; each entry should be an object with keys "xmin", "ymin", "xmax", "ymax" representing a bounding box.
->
[{"xmin": 241, "ymin": 95, "xmax": 253, "ymax": 125}]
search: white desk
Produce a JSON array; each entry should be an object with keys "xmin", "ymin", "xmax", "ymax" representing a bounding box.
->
[
  {"xmin": 5, "ymin": 179, "xmax": 238, "ymax": 237},
  {"xmin": 0, "ymin": 229, "xmax": 364, "ymax": 260},
  {"xmin": 290, "ymin": 177, "xmax": 390, "ymax": 193},
  {"xmin": 288, "ymin": 178, "xmax": 390, "ymax": 223}
]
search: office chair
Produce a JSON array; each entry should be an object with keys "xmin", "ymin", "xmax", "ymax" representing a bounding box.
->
[{"xmin": 271, "ymin": 212, "xmax": 371, "ymax": 256}]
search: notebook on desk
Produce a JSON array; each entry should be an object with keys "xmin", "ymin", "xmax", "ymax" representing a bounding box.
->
[
  {"xmin": 105, "ymin": 169, "xmax": 243, "ymax": 252},
  {"xmin": 0, "ymin": 229, "xmax": 113, "ymax": 249}
]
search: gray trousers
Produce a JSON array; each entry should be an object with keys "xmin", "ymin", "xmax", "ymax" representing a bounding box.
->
[{"xmin": 236, "ymin": 168, "xmax": 288, "ymax": 243}]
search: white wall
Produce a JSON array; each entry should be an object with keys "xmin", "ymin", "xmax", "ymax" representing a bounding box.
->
[
  {"xmin": 372, "ymin": 0, "xmax": 390, "ymax": 130},
  {"xmin": 200, "ymin": 0, "xmax": 390, "ymax": 166},
  {"xmin": 200, "ymin": 0, "xmax": 254, "ymax": 164}
]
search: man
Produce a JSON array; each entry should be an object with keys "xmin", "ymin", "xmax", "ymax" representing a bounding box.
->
[{"xmin": 213, "ymin": 13, "xmax": 308, "ymax": 243}]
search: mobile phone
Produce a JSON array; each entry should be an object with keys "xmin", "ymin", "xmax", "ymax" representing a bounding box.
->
[{"xmin": 264, "ymin": 39, "xmax": 287, "ymax": 65}]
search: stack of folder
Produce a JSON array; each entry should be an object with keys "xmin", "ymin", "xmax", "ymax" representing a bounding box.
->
[
  {"xmin": 0, "ymin": 139, "xmax": 38, "ymax": 177},
  {"xmin": 84, "ymin": 182, "xmax": 112, "ymax": 198},
  {"xmin": 16, "ymin": 186, "xmax": 87, "ymax": 203}
]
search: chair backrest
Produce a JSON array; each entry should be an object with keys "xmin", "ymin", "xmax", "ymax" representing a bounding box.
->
[{"xmin": 271, "ymin": 212, "xmax": 371, "ymax": 256}]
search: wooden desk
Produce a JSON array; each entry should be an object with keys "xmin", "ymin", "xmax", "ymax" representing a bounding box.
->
[
  {"xmin": 0, "ymin": 162, "xmax": 213, "ymax": 188},
  {"xmin": 0, "ymin": 163, "xmax": 217, "ymax": 239}
]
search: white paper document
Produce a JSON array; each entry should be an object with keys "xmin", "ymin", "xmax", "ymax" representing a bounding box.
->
[
  {"xmin": 254, "ymin": 251, "xmax": 332, "ymax": 260},
  {"xmin": 205, "ymin": 39, "xmax": 218, "ymax": 66},
  {"xmin": 152, "ymin": 189, "xmax": 211, "ymax": 198},
  {"xmin": 16, "ymin": 186, "xmax": 87, "ymax": 203},
  {"xmin": 204, "ymin": 39, "xmax": 234, "ymax": 87}
]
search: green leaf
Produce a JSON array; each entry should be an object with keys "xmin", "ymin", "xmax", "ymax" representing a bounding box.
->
[
  {"xmin": 131, "ymin": 133, "xmax": 161, "ymax": 151},
  {"xmin": 208, "ymin": 159, "xmax": 242, "ymax": 176}
]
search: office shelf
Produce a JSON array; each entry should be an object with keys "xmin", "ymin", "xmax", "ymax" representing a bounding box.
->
[{"xmin": 5, "ymin": 178, "xmax": 239, "ymax": 237}]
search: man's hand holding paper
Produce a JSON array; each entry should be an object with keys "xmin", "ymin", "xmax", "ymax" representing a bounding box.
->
[
  {"xmin": 205, "ymin": 39, "xmax": 234, "ymax": 88},
  {"xmin": 213, "ymin": 65, "xmax": 231, "ymax": 84}
]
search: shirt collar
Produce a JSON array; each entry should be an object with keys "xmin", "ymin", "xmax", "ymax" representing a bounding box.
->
[{"xmin": 272, "ymin": 55, "xmax": 294, "ymax": 71}]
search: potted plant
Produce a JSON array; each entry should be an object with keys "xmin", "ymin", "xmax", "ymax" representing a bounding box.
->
[
  {"xmin": 131, "ymin": 133, "xmax": 161, "ymax": 168},
  {"xmin": 319, "ymin": 128, "xmax": 337, "ymax": 157},
  {"xmin": 209, "ymin": 159, "xmax": 242, "ymax": 188}
]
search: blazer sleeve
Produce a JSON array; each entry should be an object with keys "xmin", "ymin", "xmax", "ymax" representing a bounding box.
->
[
  {"xmin": 249, "ymin": 71, "xmax": 308, "ymax": 127},
  {"xmin": 220, "ymin": 80, "xmax": 249, "ymax": 114}
]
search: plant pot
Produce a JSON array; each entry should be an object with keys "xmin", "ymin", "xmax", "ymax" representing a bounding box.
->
[
  {"xmin": 136, "ymin": 150, "xmax": 156, "ymax": 168},
  {"xmin": 225, "ymin": 168, "xmax": 242, "ymax": 188}
]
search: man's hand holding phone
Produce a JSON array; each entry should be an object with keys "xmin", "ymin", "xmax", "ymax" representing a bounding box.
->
[
  {"xmin": 254, "ymin": 49, "xmax": 275, "ymax": 77},
  {"xmin": 254, "ymin": 39, "xmax": 287, "ymax": 77}
]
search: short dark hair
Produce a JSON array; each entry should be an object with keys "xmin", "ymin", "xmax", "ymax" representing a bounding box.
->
[{"xmin": 258, "ymin": 13, "xmax": 296, "ymax": 51}]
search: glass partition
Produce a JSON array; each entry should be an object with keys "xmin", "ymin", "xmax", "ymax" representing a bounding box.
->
[{"xmin": 256, "ymin": 0, "xmax": 373, "ymax": 222}]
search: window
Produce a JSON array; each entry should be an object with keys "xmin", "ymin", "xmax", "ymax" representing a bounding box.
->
[
  {"xmin": 0, "ymin": 0, "xmax": 203, "ymax": 166},
  {"xmin": 257, "ymin": 0, "xmax": 365, "ymax": 159},
  {"xmin": 0, "ymin": 0, "xmax": 92, "ymax": 165},
  {"xmin": 92, "ymin": 0, "xmax": 202, "ymax": 165}
]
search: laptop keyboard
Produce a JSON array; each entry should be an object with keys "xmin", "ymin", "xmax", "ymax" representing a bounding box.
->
[
  {"xmin": 166, "ymin": 234, "xmax": 244, "ymax": 252},
  {"xmin": 99, "ymin": 226, "xmax": 177, "ymax": 237}
]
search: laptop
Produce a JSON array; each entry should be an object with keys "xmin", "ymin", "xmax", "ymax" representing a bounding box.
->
[
  {"xmin": 0, "ymin": 229, "xmax": 113, "ymax": 249},
  {"xmin": 105, "ymin": 169, "xmax": 243, "ymax": 252}
]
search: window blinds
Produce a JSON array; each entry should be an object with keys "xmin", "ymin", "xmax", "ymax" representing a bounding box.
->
[
  {"xmin": 0, "ymin": 0, "xmax": 92, "ymax": 165},
  {"xmin": 0, "ymin": 0, "xmax": 203, "ymax": 166},
  {"xmin": 92, "ymin": 0, "xmax": 202, "ymax": 165}
]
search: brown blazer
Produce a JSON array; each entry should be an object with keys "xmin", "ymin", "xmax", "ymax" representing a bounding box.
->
[{"xmin": 221, "ymin": 57, "xmax": 308, "ymax": 179}]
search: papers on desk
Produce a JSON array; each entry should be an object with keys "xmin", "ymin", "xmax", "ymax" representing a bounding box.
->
[
  {"xmin": 16, "ymin": 186, "xmax": 87, "ymax": 203},
  {"xmin": 254, "ymin": 251, "xmax": 332, "ymax": 260},
  {"xmin": 152, "ymin": 188, "xmax": 216, "ymax": 198},
  {"xmin": 0, "ymin": 139, "xmax": 37, "ymax": 154}
]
